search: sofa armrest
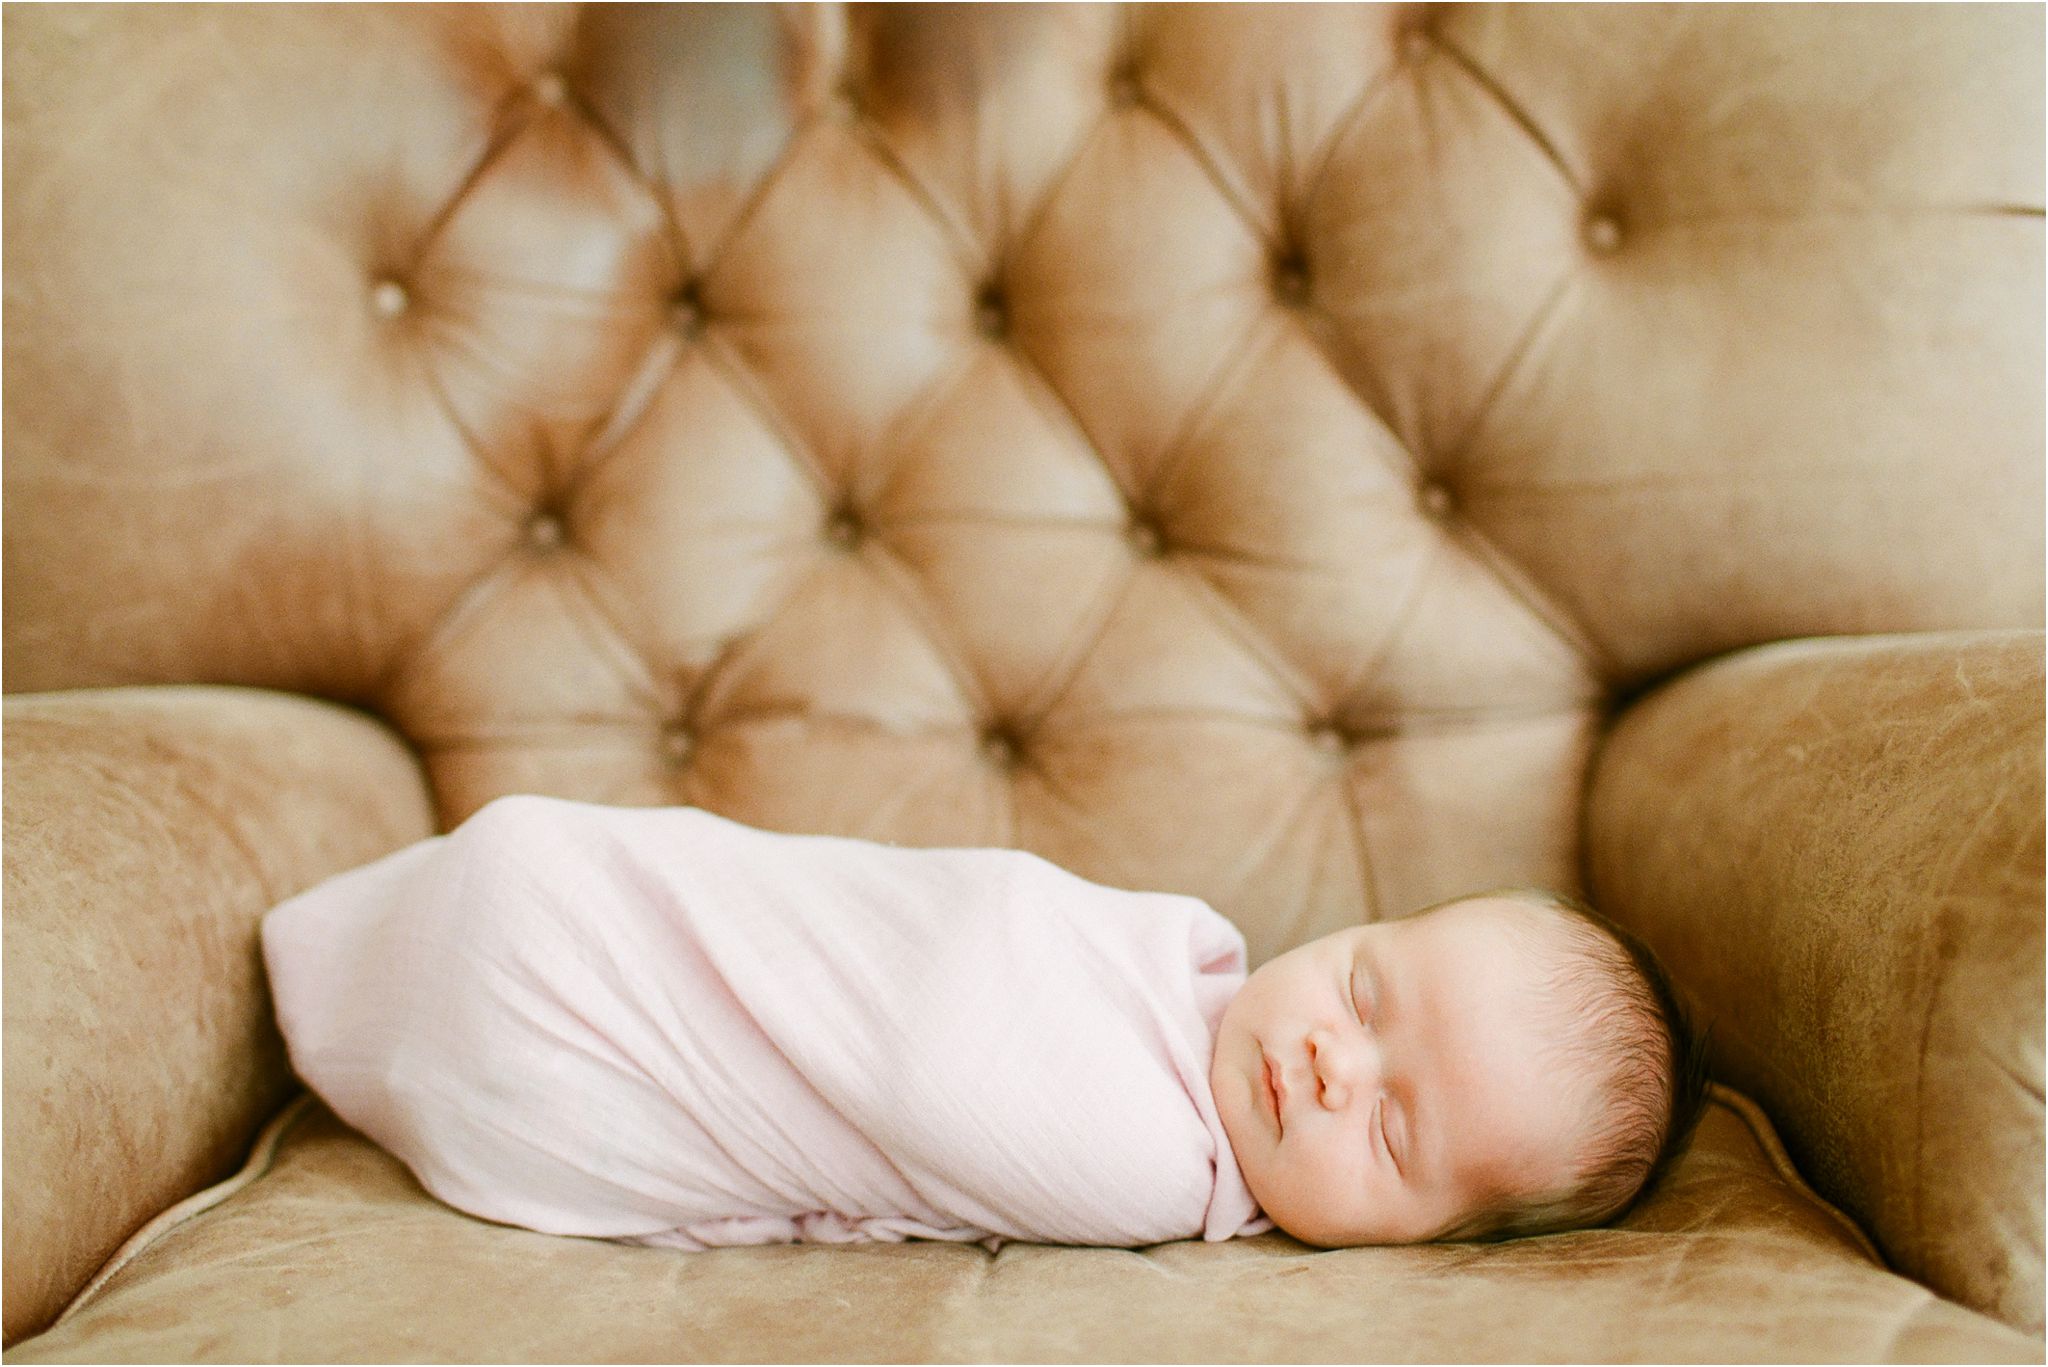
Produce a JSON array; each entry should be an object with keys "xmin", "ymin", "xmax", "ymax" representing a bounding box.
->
[
  {"xmin": 1586, "ymin": 630, "xmax": 2044, "ymax": 1335},
  {"xmin": 1, "ymin": 685, "xmax": 436, "ymax": 1347}
]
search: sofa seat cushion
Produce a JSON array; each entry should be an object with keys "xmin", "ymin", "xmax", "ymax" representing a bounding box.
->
[{"xmin": 13, "ymin": 1092, "xmax": 2033, "ymax": 1363}]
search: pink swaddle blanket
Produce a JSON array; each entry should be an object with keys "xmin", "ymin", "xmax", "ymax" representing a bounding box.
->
[{"xmin": 262, "ymin": 794, "xmax": 1270, "ymax": 1250}]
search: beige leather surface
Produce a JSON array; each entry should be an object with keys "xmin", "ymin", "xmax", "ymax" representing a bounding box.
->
[
  {"xmin": 11, "ymin": 1093, "xmax": 2035, "ymax": 1364},
  {"xmin": 4, "ymin": 4, "xmax": 2039, "ymax": 957},
  {"xmin": 3, "ymin": 1, "xmax": 2042, "ymax": 1359},
  {"xmin": 1, "ymin": 688, "xmax": 437, "ymax": 1346},
  {"xmin": 1588, "ymin": 630, "xmax": 2047, "ymax": 1337}
]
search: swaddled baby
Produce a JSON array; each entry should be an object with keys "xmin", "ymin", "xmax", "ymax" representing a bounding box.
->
[{"xmin": 262, "ymin": 795, "xmax": 1706, "ymax": 1251}]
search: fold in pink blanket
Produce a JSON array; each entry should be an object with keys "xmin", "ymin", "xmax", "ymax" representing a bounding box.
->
[{"xmin": 262, "ymin": 795, "xmax": 1270, "ymax": 1250}]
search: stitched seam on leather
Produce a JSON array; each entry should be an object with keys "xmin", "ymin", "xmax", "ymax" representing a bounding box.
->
[
  {"xmin": 544, "ymin": 79, "xmax": 698, "ymax": 276},
  {"xmin": 401, "ymin": 338, "xmax": 531, "ymax": 521},
  {"xmin": 1294, "ymin": 62, "xmax": 1399, "ymax": 229},
  {"xmin": 845, "ymin": 359, "xmax": 1124, "ymax": 748},
  {"xmin": 1327, "ymin": 534, "xmax": 1448, "ymax": 713},
  {"xmin": 1440, "ymin": 518, "xmax": 1616, "ymax": 685},
  {"xmin": 368, "ymin": 74, "xmax": 782, "ymax": 713},
  {"xmin": 1131, "ymin": 309, "xmax": 1280, "ymax": 515},
  {"xmin": 995, "ymin": 102, "xmax": 1120, "ymax": 270},
  {"xmin": 1015, "ymin": 747, "xmax": 1155, "ymax": 878},
  {"xmin": 855, "ymin": 539, "xmax": 999, "ymax": 734},
  {"xmin": 998, "ymin": 345, "xmax": 1126, "ymax": 511},
  {"xmin": 1336, "ymin": 749, "xmax": 1385, "ymax": 923},
  {"xmin": 1709, "ymin": 1082, "xmax": 1886, "ymax": 1265},
  {"xmin": 48, "ymin": 1092, "xmax": 319, "ymax": 1333},
  {"xmin": 1132, "ymin": 113, "xmax": 1379, "ymax": 544},
  {"xmin": 1137, "ymin": 92, "xmax": 1281, "ymax": 250},
  {"xmin": 417, "ymin": 302, "xmax": 634, "ymax": 468},
  {"xmin": 994, "ymin": 551, "xmax": 1145, "ymax": 731},
  {"xmin": 862, "ymin": 349, "xmax": 991, "ymax": 516},
  {"xmin": 1258, "ymin": 763, "xmax": 1368, "ymax": 945},
  {"xmin": 373, "ymin": 548, "xmax": 523, "ymax": 728},
  {"xmin": 1427, "ymin": 36, "xmax": 1586, "ymax": 199},
  {"xmin": 573, "ymin": 330, "xmax": 693, "ymax": 497},
  {"xmin": 845, "ymin": 111, "xmax": 983, "ymax": 280},
  {"xmin": 548, "ymin": 554, "xmax": 667, "ymax": 718},
  {"xmin": 1440, "ymin": 265, "xmax": 1577, "ymax": 472},
  {"xmin": 982, "ymin": 320, "xmax": 1327, "ymax": 720},
  {"xmin": 1175, "ymin": 566, "xmax": 1323, "ymax": 722},
  {"xmin": 689, "ymin": 115, "xmax": 830, "ymax": 282},
  {"xmin": 691, "ymin": 333, "xmax": 835, "ymax": 506},
  {"xmin": 409, "ymin": 99, "xmax": 548, "ymax": 274},
  {"xmin": 1373, "ymin": 247, "xmax": 1605, "ymax": 683}
]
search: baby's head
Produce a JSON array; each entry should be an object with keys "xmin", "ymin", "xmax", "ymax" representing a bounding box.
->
[{"xmin": 1212, "ymin": 889, "xmax": 1708, "ymax": 1246}]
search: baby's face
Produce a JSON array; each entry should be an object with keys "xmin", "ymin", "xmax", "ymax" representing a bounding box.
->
[{"xmin": 1212, "ymin": 897, "xmax": 1587, "ymax": 1245}]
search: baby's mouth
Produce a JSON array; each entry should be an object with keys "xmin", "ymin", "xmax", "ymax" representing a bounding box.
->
[{"xmin": 1261, "ymin": 1050, "xmax": 1283, "ymax": 1135}]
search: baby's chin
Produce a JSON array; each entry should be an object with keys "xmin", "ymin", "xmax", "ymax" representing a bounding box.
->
[
  {"xmin": 1262, "ymin": 1203, "xmax": 1434, "ymax": 1250},
  {"xmin": 1253, "ymin": 1193, "xmax": 1386, "ymax": 1249}
]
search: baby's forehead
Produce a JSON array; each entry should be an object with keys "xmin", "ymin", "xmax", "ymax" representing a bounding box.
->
[
  {"xmin": 1370, "ymin": 898, "xmax": 1615, "ymax": 1018},
  {"xmin": 1388, "ymin": 893, "xmax": 1584, "ymax": 960}
]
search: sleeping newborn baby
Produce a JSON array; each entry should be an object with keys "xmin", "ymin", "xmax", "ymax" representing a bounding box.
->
[
  {"xmin": 262, "ymin": 795, "xmax": 1704, "ymax": 1252},
  {"xmin": 1213, "ymin": 885, "xmax": 1708, "ymax": 1245}
]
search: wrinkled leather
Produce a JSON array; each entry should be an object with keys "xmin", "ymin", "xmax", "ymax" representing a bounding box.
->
[
  {"xmin": 2, "ymin": 0, "xmax": 2042, "ymax": 1359},
  {"xmin": 1, "ymin": 688, "xmax": 437, "ymax": 1346},
  {"xmin": 1589, "ymin": 631, "xmax": 2047, "ymax": 1336},
  {"xmin": 9, "ymin": 1096, "xmax": 2037, "ymax": 1364}
]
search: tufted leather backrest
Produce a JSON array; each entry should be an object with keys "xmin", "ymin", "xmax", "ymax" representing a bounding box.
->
[{"xmin": 6, "ymin": 4, "xmax": 2040, "ymax": 964}]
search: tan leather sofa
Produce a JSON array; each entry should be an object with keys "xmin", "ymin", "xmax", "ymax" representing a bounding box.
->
[{"xmin": 5, "ymin": 4, "xmax": 2042, "ymax": 1360}]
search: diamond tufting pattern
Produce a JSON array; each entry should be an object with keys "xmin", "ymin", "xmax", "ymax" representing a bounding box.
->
[{"xmin": 5, "ymin": 3, "xmax": 2040, "ymax": 969}]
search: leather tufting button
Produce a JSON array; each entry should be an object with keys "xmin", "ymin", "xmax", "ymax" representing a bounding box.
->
[
  {"xmin": 1418, "ymin": 482, "xmax": 1455, "ymax": 520},
  {"xmin": 1109, "ymin": 72, "xmax": 1142, "ymax": 109},
  {"xmin": 973, "ymin": 284, "xmax": 1007, "ymax": 339},
  {"xmin": 670, "ymin": 283, "xmax": 704, "ymax": 338},
  {"xmin": 532, "ymin": 71, "xmax": 569, "ymax": 107},
  {"xmin": 1309, "ymin": 723, "xmax": 1349, "ymax": 755},
  {"xmin": 369, "ymin": 279, "xmax": 409, "ymax": 319},
  {"xmin": 1401, "ymin": 30, "xmax": 1433, "ymax": 63},
  {"xmin": 980, "ymin": 727, "xmax": 1020, "ymax": 768},
  {"xmin": 1272, "ymin": 256, "xmax": 1310, "ymax": 307},
  {"xmin": 527, "ymin": 512, "xmax": 565, "ymax": 549},
  {"xmin": 825, "ymin": 508, "xmax": 863, "ymax": 549},
  {"xmin": 828, "ymin": 88, "xmax": 861, "ymax": 123},
  {"xmin": 1125, "ymin": 516, "xmax": 1164, "ymax": 557},
  {"xmin": 1584, "ymin": 213, "xmax": 1624, "ymax": 255},
  {"xmin": 662, "ymin": 723, "xmax": 694, "ymax": 764}
]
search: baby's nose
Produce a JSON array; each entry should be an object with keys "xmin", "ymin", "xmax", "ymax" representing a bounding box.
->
[{"xmin": 1307, "ymin": 1028, "xmax": 1379, "ymax": 1109}]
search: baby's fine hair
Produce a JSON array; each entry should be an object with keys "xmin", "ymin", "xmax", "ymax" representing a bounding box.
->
[{"xmin": 1432, "ymin": 888, "xmax": 1711, "ymax": 1243}]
